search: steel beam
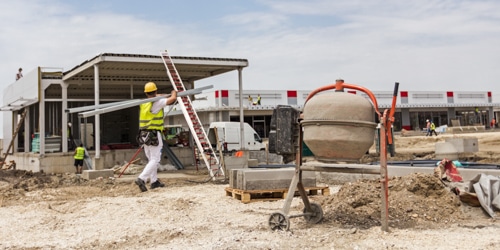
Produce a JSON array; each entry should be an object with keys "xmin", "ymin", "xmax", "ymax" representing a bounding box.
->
[{"xmin": 78, "ymin": 85, "xmax": 212, "ymax": 118}]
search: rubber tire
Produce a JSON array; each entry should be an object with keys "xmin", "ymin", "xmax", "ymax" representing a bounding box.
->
[
  {"xmin": 268, "ymin": 212, "xmax": 290, "ymax": 231},
  {"xmin": 303, "ymin": 202, "xmax": 323, "ymax": 224}
]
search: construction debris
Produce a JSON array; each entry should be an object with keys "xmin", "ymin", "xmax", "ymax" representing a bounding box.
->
[{"xmin": 1, "ymin": 160, "xmax": 16, "ymax": 170}]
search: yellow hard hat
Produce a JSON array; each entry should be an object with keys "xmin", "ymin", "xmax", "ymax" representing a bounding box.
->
[{"xmin": 144, "ymin": 82, "xmax": 157, "ymax": 93}]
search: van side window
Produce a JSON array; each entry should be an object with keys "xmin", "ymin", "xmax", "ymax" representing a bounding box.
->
[{"xmin": 254, "ymin": 133, "xmax": 262, "ymax": 143}]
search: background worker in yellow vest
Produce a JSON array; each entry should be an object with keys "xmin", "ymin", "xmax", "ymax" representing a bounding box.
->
[
  {"xmin": 429, "ymin": 120, "xmax": 438, "ymax": 136},
  {"xmin": 74, "ymin": 143, "xmax": 85, "ymax": 174},
  {"xmin": 135, "ymin": 82, "xmax": 177, "ymax": 192}
]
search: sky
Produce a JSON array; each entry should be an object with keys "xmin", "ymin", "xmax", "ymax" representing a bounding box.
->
[
  {"xmin": 0, "ymin": 0, "xmax": 500, "ymax": 120},
  {"xmin": 1, "ymin": 0, "xmax": 500, "ymax": 99}
]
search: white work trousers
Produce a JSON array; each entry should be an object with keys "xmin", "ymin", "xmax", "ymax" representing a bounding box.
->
[{"xmin": 138, "ymin": 131, "xmax": 163, "ymax": 183}]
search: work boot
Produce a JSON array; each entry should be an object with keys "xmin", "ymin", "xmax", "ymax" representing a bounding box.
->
[
  {"xmin": 150, "ymin": 179, "xmax": 165, "ymax": 189},
  {"xmin": 135, "ymin": 178, "xmax": 148, "ymax": 192}
]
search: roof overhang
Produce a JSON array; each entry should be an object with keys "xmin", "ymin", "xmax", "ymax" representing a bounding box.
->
[
  {"xmin": 0, "ymin": 98, "xmax": 38, "ymax": 111},
  {"xmin": 58, "ymin": 53, "xmax": 249, "ymax": 100},
  {"xmin": 63, "ymin": 53, "xmax": 249, "ymax": 83}
]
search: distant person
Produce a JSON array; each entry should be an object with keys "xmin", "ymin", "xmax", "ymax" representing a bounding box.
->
[
  {"xmin": 253, "ymin": 94, "xmax": 261, "ymax": 105},
  {"xmin": 491, "ymin": 118, "xmax": 497, "ymax": 129},
  {"xmin": 74, "ymin": 144, "xmax": 85, "ymax": 174},
  {"xmin": 135, "ymin": 81, "xmax": 177, "ymax": 192},
  {"xmin": 429, "ymin": 120, "xmax": 438, "ymax": 136},
  {"xmin": 425, "ymin": 119, "xmax": 431, "ymax": 136},
  {"xmin": 67, "ymin": 122, "xmax": 75, "ymax": 150},
  {"xmin": 248, "ymin": 95, "xmax": 253, "ymax": 106},
  {"xmin": 16, "ymin": 68, "xmax": 23, "ymax": 80}
]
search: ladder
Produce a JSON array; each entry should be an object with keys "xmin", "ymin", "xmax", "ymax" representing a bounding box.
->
[
  {"xmin": 1, "ymin": 108, "xmax": 28, "ymax": 167},
  {"xmin": 160, "ymin": 50, "xmax": 223, "ymax": 179}
]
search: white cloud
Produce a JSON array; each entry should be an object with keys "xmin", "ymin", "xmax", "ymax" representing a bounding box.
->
[{"xmin": 1, "ymin": 0, "xmax": 500, "ymax": 109}]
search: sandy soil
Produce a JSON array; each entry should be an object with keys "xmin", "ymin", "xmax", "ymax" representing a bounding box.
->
[{"xmin": 1, "ymin": 132, "xmax": 500, "ymax": 249}]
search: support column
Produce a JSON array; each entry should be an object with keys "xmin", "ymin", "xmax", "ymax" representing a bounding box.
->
[
  {"xmin": 488, "ymin": 107, "xmax": 494, "ymax": 122},
  {"xmin": 447, "ymin": 107, "xmax": 456, "ymax": 126},
  {"xmin": 94, "ymin": 64, "xmax": 100, "ymax": 159},
  {"xmin": 13, "ymin": 111, "xmax": 19, "ymax": 152},
  {"xmin": 62, "ymin": 83, "xmax": 68, "ymax": 152},
  {"xmin": 24, "ymin": 108, "xmax": 30, "ymax": 153},
  {"xmin": 238, "ymin": 67, "xmax": 245, "ymax": 150},
  {"xmin": 38, "ymin": 68, "xmax": 46, "ymax": 156},
  {"xmin": 401, "ymin": 108, "xmax": 410, "ymax": 130}
]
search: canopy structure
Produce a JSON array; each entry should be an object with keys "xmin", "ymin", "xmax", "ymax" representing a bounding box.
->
[{"xmin": 1, "ymin": 52, "xmax": 248, "ymax": 171}]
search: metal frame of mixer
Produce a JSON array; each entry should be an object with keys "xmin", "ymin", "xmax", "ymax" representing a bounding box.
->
[{"xmin": 268, "ymin": 80, "xmax": 399, "ymax": 232}]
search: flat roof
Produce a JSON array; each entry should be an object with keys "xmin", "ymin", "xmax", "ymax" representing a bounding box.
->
[{"xmin": 50, "ymin": 52, "xmax": 249, "ymax": 100}]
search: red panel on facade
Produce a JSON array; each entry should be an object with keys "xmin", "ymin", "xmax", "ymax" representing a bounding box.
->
[
  {"xmin": 221, "ymin": 90, "xmax": 229, "ymax": 98},
  {"xmin": 447, "ymin": 91, "xmax": 453, "ymax": 97},
  {"xmin": 215, "ymin": 91, "xmax": 219, "ymax": 98},
  {"xmin": 287, "ymin": 90, "xmax": 297, "ymax": 97},
  {"xmin": 400, "ymin": 91, "xmax": 408, "ymax": 97},
  {"xmin": 488, "ymin": 91, "xmax": 492, "ymax": 97}
]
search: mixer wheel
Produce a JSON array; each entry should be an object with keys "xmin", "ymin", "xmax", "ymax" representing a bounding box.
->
[
  {"xmin": 303, "ymin": 202, "xmax": 323, "ymax": 224},
  {"xmin": 268, "ymin": 212, "xmax": 290, "ymax": 231}
]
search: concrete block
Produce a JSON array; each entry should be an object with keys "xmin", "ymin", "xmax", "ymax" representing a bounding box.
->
[
  {"xmin": 248, "ymin": 159, "xmax": 259, "ymax": 167},
  {"xmin": 239, "ymin": 168, "xmax": 316, "ymax": 190},
  {"xmin": 249, "ymin": 151, "xmax": 283, "ymax": 164},
  {"xmin": 225, "ymin": 156, "xmax": 248, "ymax": 172},
  {"xmin": 435, "ymin": 142, "xmax": 459, "ymax": 160},
  {"xmin": 236, "ymin": 169, "xmax": 245, "ymax": 190},
  {"xmin": 82, "ymin": 169, "xmax": 114, "ymax": 180},
  {"xmin": 445, "ymin": 137, "xmax": 479, "ymax": 153},
  {"xmin": 229, "ymin": 169, "xmax": 240, "ymax": 189}
]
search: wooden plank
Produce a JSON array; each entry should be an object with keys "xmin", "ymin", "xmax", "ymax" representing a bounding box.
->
[{"xmin": 225, "ymin": 186, "xmax": 329, "ymax": 204}]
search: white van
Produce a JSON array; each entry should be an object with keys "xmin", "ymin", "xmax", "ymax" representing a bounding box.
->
[{"xmin": 207, "ymin": 122, "xmax": 265, "ymax": 151}]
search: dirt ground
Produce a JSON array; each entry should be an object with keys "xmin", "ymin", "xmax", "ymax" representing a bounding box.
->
[{"xmin": 1, "ymin": 131, "xmax": 500, "ymax": 249}]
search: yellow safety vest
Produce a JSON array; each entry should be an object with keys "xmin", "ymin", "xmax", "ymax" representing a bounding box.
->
[
  {"xmin": 139, "ymin": 102, "xmax": 164, "ymax": 131},
  {"xmin": 430, "ymin": 122, "xmax": 436, "ymax": 130},
  {"xmin": 74, "ymin": 147, "xmax": 85, "ymax": 160}
]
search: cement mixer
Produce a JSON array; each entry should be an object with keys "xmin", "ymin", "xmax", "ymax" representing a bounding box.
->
[
  {"xmin": 302, "ymin": 86, "xmax": 378, "ymax": 162},
  {"xmin": 268, "ymin": 79, "xmax": 398, "ymax": 232}
]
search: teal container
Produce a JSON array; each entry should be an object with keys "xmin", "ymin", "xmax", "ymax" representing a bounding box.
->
[
  {"xmin": 31, "ymin": 133, "xmax": 40, "ymax": 153},
  {"xmin": 302, "ymin": 142, "xmax": 314, "ymax": 156}
]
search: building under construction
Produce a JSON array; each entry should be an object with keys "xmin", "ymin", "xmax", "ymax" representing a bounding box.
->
[
  {"xmin": 1, "ymin": 53, "xmax": 248, "ymax": 173},
  {"xmin": 2, "ymin": 52, "xmax": 500, "ymax": 173}
]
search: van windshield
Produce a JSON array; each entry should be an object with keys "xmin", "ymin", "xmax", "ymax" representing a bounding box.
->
[{"xmin": 254, "ymin": 133, "xmax": 262, "ymax": 143}]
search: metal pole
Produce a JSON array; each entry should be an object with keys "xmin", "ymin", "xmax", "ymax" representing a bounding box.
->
[
  {"xmin": 94, "ymin": 64, "xmax": 101, "ymax": 159},
  {"xmin": 66, "ymin": 99, "xmax": 138, "ymax": 114},
  {"xmin": 78, "ymin": 85, "xmax": 212, "ymax": 118},
  {"xmin": 118, "ymin": 146, "xmax": 143, "ymax": 178},
  {"xmin": 238, "ymin": 67, "xmax": 245, "ymax": 150},
  {"xmin": 379, "ymin": 112, "xmax": 389, "ymax": 232}
]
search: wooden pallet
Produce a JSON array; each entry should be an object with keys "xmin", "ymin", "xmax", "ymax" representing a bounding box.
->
[{"xmin": 225, "ymin": 186, "xmax": 330, "ymax": 204}]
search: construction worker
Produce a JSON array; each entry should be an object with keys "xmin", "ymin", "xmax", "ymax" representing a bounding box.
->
[
  {"xmin": 74, "ymin": 144, "xmax": 85, "ymax": 174},
  {"xmin": 425, "ymin": 119, "xmax": 431, "ymax": 136},
  {"xmin": 429, "ymin": 120, "xmax": 438, "ymax": 136},
  {"xmin": 253, "ymin": 94, "xmax": 261, "ymax": 105},
  {"xmin": 135, "ymin": 82, "xmax": 177, "ymax": 192},
  {"xmin": 16, "ymin": 68, "xmax": 23, "ymax": 81}
]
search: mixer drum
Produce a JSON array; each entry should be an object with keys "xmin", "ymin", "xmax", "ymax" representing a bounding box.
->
[{"xmin": 302, "ymin": 91, "xmax": 377, "ymax": 162}]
